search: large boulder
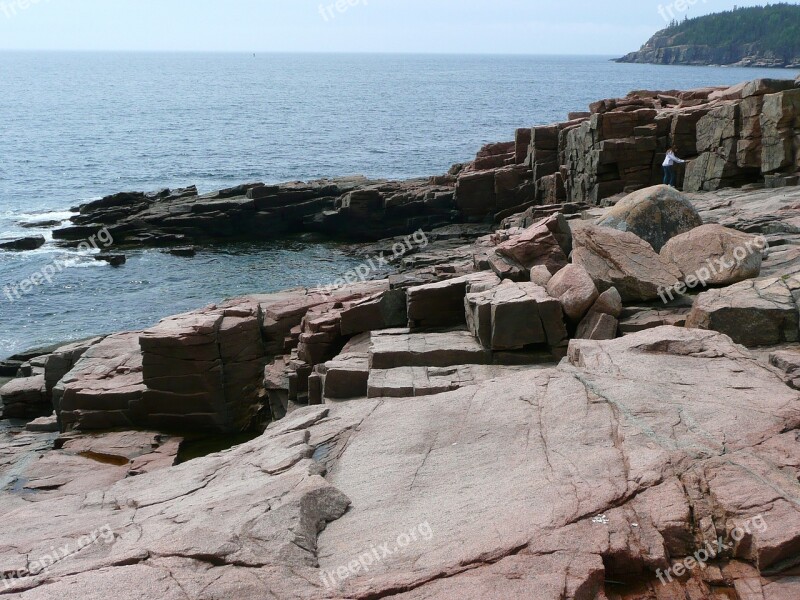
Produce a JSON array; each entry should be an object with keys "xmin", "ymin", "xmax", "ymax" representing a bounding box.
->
[
  {"xmin": 686, "ymin": 275, "xmax": 800, "ymax": 347},
  {"xmin": 660, "ymin": 224, "xmax": 765, "ymax": 287},
  {"xmin": 465, "ymin": 281, "xmax": 567, "ymax": 350},
  {"xmin": 597, "ymin": 185, "xmax": 703, "ymax": 252},
  {"xmin": 494, "ymin": 213, "xmax": 572, "ymax": 274},
  {"xmin": 572, "ymin": 224, "xmax": 682, "ymax": 302},
  {"xmin": 587, "ymin": 287, "xmax": 623, "ymax": 318},
  {"xmin": 574, "ymin": 287, "xmax": 623, "ymax": 341},
  {"xmin": 545, "ymin": 264, "xmax": 599, "ymax": 322}
]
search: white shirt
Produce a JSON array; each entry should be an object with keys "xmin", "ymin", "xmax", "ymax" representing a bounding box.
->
[{"xmin": 663, "ymin": 151, "xmax": 685, "ymax": 167}]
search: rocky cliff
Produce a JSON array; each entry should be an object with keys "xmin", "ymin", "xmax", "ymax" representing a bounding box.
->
[
  {"xmin": 616, "ymin": 4, "xmax": 800, "ymax": 69},
  {"xmin": 3, "ymin": 77, "xmax": 800, "ymax": 599},
  {"xmin": 47, "ymin": 77, "xmax": 800, "ymax": 254}
]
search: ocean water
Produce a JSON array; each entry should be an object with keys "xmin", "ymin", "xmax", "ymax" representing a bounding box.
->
[{"xmin": 0, "ymin": 52, "xmax": 797, "ymax": 357}]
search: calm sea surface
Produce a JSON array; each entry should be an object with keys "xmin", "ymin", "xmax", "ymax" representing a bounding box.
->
[{"xmin": 1, "ymin": 52, "xmax": 796, "ymax": 356}]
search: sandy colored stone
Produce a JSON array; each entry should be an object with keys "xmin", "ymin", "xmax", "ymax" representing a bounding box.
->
[
  {"xmin": 572, "ymin": 223, "xmax": 682, "ymax": 302},
  {"xmin": 661, "ymin": 223, "xmax": 765, "ymax": 287}
]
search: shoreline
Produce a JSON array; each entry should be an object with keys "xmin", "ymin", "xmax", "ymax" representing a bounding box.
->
[
  {"xmin": 2, "ymin": 75, "xmax": 800, "ymax": 597},
  {"xmin": 2, "ymin": 75, "xmax": 800, "ymax": 363}
]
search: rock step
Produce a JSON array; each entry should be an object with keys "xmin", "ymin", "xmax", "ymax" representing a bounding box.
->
[
  {"xmin": 369, "ymin": 329, "xmax": 492, "ymax": 370},
  {"xmin": 367, "ymin": 364, "xmax": 541, "ymax": 398},
  {"xmin": 368, "ymin": 328, "xmax": 560, "ymax": 371}
]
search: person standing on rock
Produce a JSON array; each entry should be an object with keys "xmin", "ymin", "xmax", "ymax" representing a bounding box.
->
[{"xmin": 662, "ymin": 147, "xmax": 685, "ymax": 188}]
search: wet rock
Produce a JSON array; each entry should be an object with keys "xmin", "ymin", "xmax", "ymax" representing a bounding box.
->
[
  {"xmin": 94, "ymin": 254, "xmax": 126, "ymax": 267},
  {"xmin": 168, "ymin": 246, "xmax": 196, "ymax": 257},
  {"xmin": 572, "ymin": 223, "xmax": 682, "ymax": 302},
  {"xmin": 0, "ymin": 235, "xmax": 46, "ymax": 251},
  {"xmin": 597, "ymin": 185, "xmax": 703, "ymax": 252}
]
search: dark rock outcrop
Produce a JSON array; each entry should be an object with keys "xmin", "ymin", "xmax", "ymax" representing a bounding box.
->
[{"xmin": 0, "ymin": 235, "xmax": 46, "ymax": 251}]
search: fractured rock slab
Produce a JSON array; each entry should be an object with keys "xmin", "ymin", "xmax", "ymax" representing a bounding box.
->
[
  {"xmin": 369, "ymin": 329, "xmax": 492, "ymax": 370},
  {"xmin": 319, "ymin": 333, "xmax": 371, "ymax": 399},
  {"xmin": 406, "ymin": 272, "xmax": 500, "ymax": 328},
  {"xmin": 572, "ymin": 223, "xmax": 682, "ymax": 302},
  {"xmin": 494, "ymin": 213, "xmax": 571, "ymax": 273},
  {"xmin": 686, "ymin": 275, "xmax": 800, "ymax": 347},
  {"xmin": 465, "ymin": 280, "xmax": 567, "ymax": 350},
  {"xmin": 367, "ymin": 364, "xmax": 538, "ymax": 398}
]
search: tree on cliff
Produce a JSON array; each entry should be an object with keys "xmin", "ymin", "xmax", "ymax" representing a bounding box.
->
[
  {"xmin": 618, "ymin": 3, "xmax": 800, "ymax": 66},
  {"xmin": 661, "ymin": 3, "xmax": 800, "ymax": 61}
]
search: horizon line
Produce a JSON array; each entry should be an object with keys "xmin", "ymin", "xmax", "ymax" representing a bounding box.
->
[{"xmin": 0, "ymin": 49, "xmax": 622, "ymax": 57}]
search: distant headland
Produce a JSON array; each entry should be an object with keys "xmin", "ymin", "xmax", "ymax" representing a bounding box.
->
[{"xmin": 616, "ymin": 3, "xmax": 800, "ymax": 69}]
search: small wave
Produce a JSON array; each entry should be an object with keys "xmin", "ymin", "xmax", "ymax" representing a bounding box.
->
[
  {"xmin": 60, "ymin": 257, "xmax": 106, "ymax": 269},
  {"xmin": 16, "ymin": 210, "xmax": 77, "ymax": 225}
]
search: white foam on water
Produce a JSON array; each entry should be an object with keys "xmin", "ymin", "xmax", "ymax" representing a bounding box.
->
[
  {"xmin": 16, "ymin": 211, "xmax": 77, "ymax": 224},
  {"xmin": 57, "ymin": 257, "xmax": 106, "ymax": 269}
]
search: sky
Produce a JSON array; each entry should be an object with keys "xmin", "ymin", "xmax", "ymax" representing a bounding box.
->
[{"xmin": 0, "ymin": 0, "xmax": 780, "ymax": 54}]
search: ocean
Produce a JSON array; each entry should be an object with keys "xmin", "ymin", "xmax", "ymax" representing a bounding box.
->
[{"xmin": 1, "ymin": 52, "xmax": 797, "ymax": 357}]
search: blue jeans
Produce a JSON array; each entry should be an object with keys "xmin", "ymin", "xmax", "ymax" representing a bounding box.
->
[{"xmin": 663, "ymin": 165, "xmax": 676, "ymax": 187}]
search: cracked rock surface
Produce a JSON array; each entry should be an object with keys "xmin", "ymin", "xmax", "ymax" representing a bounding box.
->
[{"xmin": 1, "ymin": 326, "xmax": 799, "ymax": 599}]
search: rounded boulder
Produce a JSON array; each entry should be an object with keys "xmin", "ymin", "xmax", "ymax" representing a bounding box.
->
[{"xmin": 597, "ymin": 185, "xmax": 703, "ymax": 252}]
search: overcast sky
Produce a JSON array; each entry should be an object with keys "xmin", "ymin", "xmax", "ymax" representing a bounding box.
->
[{"xmin": 0, "ymin": 0, "xmax": 777, "ymax": 54}]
